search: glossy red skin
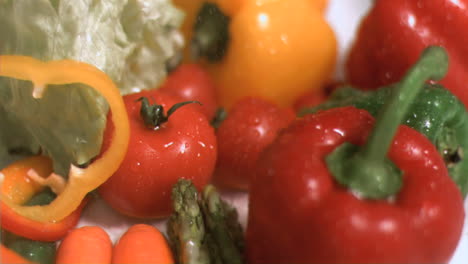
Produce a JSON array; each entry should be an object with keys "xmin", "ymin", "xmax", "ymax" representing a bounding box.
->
[
  {"xmin": 292, "ymin": 90, "xmax": 327, "ymax": 113},
  {"xmin": 213, "ymin": 96, "xmax": 295, "ymax": 190},
  {"xmin": 158, "ymin": 63, "xmax": 218, "ymax": 120},
  {"xmin": 292, "ymin": 82, "xmax": 342, "ymax": 113},
  {"xmin": 0, "ymin": 198, "xmax": 88, "ymax": 242},
  {"xmin": 99, "ymin": 89, "xmax": 217, "ymax": 219},
  {"xmin": 346, "ymin": 0, "xmax": 468, "ymax": 108},
  {"xmin": 246, "ymin": 106, "xmax": 465, "ymax": 264}
]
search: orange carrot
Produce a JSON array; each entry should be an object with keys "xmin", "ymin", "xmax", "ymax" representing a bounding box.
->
[
  {"xmin": 112, "ymin": 224, "xmax": 174, "ymax": 264},
  {"xmin": 1, "ymin": 244, "xmax": 35, "ymax": 264},
  {"xmin": 55, "ymin": 226, "xmax": 112, "ymax": 264}
]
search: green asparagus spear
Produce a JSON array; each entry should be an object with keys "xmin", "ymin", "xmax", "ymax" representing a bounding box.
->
[
  {"xmin": 200, "ymin": 185, "xmax": 244, "ymax": 264},
  {"xmin": 167, "ymin": 179, "xmax": 245, "ymax": 264},
  {"xmin": 167, "ymin": 179, "xmax": 211, "ymax": 264}
]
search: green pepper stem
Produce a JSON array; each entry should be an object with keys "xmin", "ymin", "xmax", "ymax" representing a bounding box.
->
[
  {"xmin": 327, "ymin": 46, "xmax": 449, "ymax": 199},
  {"xmin": 191, "ymin": 2, "xmax": 230, "ymax": 62},
  {"xmin": 362, "ymin": 46, "xmax": 449, "ymax": 163}
]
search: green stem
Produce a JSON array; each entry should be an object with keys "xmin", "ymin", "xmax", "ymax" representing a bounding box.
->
[
  {"xmin": 191, "ymin": 2, "xmax": 230, "ymax": 62},
  {"xmin": 210, "ymin": 107, "xmax": 228, "ymax": 129},
  {"xmin": 327, "ymin": 46, "xmax": 449, "ymax": 199},
  {"xmin": 138, "ymin": 97, "xmax": 201, "ymax": 129},
  {"xmin": 362, "ymin": 46, "xmax": 449, "ymax": 163}
]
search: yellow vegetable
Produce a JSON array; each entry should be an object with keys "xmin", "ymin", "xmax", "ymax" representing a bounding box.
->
[
  {"xmin": 1, "ymin": 156, "xmax": 53, "ymax": 205},
  {"xmin": 0, "ymin": 56, "xmax": 129, "ymax": 222},
  {"xmin": 181, "ymin": 0, "xmax": 337, "ymax": 109}
]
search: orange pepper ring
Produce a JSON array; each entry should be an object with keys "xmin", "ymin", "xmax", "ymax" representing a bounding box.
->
[
  {"xmin": 0, "ymin": 197, "xmax": 89, "ymax": 241},
  {"xmin": 0, "ymin": 56, "xmax": 130, "ymax": 223}
]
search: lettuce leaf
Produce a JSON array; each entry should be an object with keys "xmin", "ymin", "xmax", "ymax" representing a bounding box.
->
[{"xmin": 0, "ymin": 0, "xmax": 184, "ymax": 175}]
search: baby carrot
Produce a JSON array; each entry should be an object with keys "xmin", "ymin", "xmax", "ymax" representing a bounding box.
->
[
  {"xmin": 112, "ymin": 224, "xmax": 174, "ymax": 264},
  {"xmin": 55, "ymin": 226, "xmax": 112, "ymax": 264}
]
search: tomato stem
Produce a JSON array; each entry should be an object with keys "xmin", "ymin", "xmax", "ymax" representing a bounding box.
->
[
  {"xmin": 138, "ymin": 97, "xmax": 201, "ymax": 129},
  {"xmin": 210, "ymin": 107, "xmax": 228, "ymax": 129},
  {"xmin": 327, "ymin": 46, "xmax": 449, "ymax": 199}
]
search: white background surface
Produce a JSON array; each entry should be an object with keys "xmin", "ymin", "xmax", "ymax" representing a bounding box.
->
[{"xmin": 76, "ymin": 0, "xmax": 467, "ymax": 263}]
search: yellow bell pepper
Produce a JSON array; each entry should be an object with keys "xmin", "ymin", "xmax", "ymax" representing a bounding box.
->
[
  {"xmin": 0, "ymin": 56, "xmax": 130, "ymax": 223},
  {"xmin": 173, "ymin": 0, "xmax": 205, "ymax": 61},
  {"xmin": 1, "ymin": 156, "xmax": 53, "ymax": 205},
  {"xmin": 176, "ymin": 0, "xmax": 337, "ymax": 109},
  {"xmin": 216, "ymin": 0, "xmax": 329, "ymax": 15}
]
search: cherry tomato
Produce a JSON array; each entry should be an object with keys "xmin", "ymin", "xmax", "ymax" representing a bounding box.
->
[
  {"xmin": 293, "ymin": 90, "xmax": 327, "ymax": 114},
  {"xmin": 213, "ymin": 96, "xmax": 295, "ymax": 190},
  {"xmin": 98, "ymin": 89, "xmax": 217, "ymax": 218},
  {"xmin": 159, "ymin": 63, "xmax": 218, "ymax": 120},
  {"xmin": 293, "ymin": 81, "xmax": 342, "ymax": 113}
]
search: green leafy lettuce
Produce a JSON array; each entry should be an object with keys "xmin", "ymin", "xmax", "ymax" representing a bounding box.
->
[{"xmin": 0, "ymin": 0, "xmax": 184, "ymax": 175}]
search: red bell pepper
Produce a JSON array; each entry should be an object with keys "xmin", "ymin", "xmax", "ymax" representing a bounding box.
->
[
  {"xmin": 346, "ymin": 0, "xmax": 468, "ymax": 108},
  {"xmin": 246, "ymin": 47, "xmax": 465, "ymax": 263},
  {"xmin": 1, "ymin": 198, "xmax": 88, "ymax": 242},
  {"xmin": 0, "ymin": 156, "xmax": 87, "ymax": 242}
]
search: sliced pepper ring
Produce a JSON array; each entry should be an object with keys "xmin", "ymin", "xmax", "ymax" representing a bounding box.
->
[{"xmin": 0, "ymin": 55, "xmax": 130, "ymax": 223}]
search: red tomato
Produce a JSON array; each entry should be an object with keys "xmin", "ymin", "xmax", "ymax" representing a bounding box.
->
[
  {"xmin": 98, "ymin": 89, "xmax": 217, "ymax": 219},
  {"xmin": 159, "ymin": 63, "xmax": 218, "ymax": 120},
  {"xmin": 293, "ymin": 81, "xmax": 343, "ymax": 113},
  {"xmin": 213, "ymin": 96, "xmax": 295, "ymax": 190},
  {"xmin": 293, "ymin": 89, "xmax": 327, "ymax": 113}
]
